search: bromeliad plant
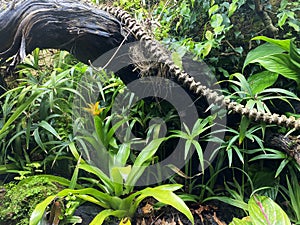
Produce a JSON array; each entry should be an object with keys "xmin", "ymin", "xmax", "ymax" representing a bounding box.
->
[{"xmin": 30, "ymin": 99, "xmax": 194, "ymax": 224}]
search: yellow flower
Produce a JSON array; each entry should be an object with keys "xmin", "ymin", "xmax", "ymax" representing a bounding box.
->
[
  {"xmin": 84, "ymin": 102, "xmax": 105, "ymax": 116},
  {"xmin": 119, "ymin": 217, "xmax": 131, "ymax": 225}
]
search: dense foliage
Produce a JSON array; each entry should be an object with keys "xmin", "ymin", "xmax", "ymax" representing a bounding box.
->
[{"xmin": 0, "ymin": 0, "xmax": 299, "ymax": 224}]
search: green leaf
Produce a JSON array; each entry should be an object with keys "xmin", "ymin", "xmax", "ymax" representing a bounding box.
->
[
  {"xmin": 31, "ymin": 188, "xmax": 112, "ymax": 225},
  {"xmin": 69, "ymin": 157, "xmax": 80, "ymax": 189},
  {"xmin": 209, "ymin": 4, "xmax": 219, "ymax": 17},
  {"xmin": 230, "ymin": 217, "xmax": 252, "ymax": 225},
  {"xmin": 125, "ymin": 137, "xmax": 167, "ymax": 188},
  {"xmin": 79, "ymin": 163, "xmax": 114, "ymax": 194},
  {"xmin": 38, "ymin": 120, "xmax": 62, "ymax": 140},
  {"xmin": 290, "ymin": 41, "xmax": 300, "ymax": 66},
  {"xmin": 115, "ymin": 143, "xmax": 131, "ymax": 167},
  {"xmin": 251, "ymin": 54, "xmax": 300, "ymax": 84},
  {"xmin": 286, "ymin": 170, "xmax": 300, "ymax": 220},
  {"xmin": 247, "ymin": 71, "xmax": 278, "ymax": 95},
  {"xmin": 0, "ymin": 91, "xmax": 41, "ymax": 135},
  {"xmin": 89, "ymin": 209, "xmax": 127, "ymax": 225},
  {"xmin": 204, "ymin": 196, "xmax": 248, "ymax": 210},
  {"xmin": 211, "ymin": 14, "xmax": 223, "ymax": 28},
  {"xmin": 205, "ymin": 30, "xmax": 214, "ymax": 41},
  {"xmin": 248, "ymin": 195, "xmax": 291, "ymax": 225},
  {"xmin": 33, "ymin": 128, "xmax": 46, "ymax": 153},
  {"xmin": 131, "ymin": 137, "xmax": 166, "ymax": 167},
  {"xmin": 136, "ymin": 185, "xmax": 194, "ymax": 224},
  {"xmin": 243, "ymin": 43, "xmax": 285, "ymax": 71},
  {"xmin": 251, "ymin": 36, "xmax": 291, "ymax": 52},
  {"xmin": 111, "ymin": 167, "xmax": 125, "ymax": 196},
  {"xmin": 171, "ymin": 52, "xmax": 183, "ymax": 69},
  {"xmin": 275, "ymin": 159, "xmax": 290, "ymax": 178},
  {"xmin": 30, "ymin": 195, "xmax": 57, "ymax": 225},
  {"xmin": 192, "ymin": 140, "xmax": 204, "ymax": 172},
  {"xmin": 239, "ymin": 116, "xmax": 250, "ymax": 144},
  {"xmin": 202, "ymin": 41, "xmax": 213, "ymax": 58},
  {"xmin": 228, "ymin": 2, "xmax": 237, "ymax": 17},
  {"xmin": 278, "ymin": 12, "xmax": 289, "ymax": 28}
]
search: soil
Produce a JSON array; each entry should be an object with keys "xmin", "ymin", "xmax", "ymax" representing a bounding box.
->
[{"xmin": 74, "ymin": 199, "xmax": 241, "ymax": 225}]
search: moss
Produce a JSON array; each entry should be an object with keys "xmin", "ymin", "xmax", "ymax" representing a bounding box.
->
[{"xmin": 0, "ymin": 176, "xmax": 59, "ymax": 225}]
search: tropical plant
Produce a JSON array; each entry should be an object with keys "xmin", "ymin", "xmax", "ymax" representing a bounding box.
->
[
  {"xmin": 30, "ymin": 96, "xmax": 194, "ymax": 224},
  {"xmin": 243, "ymin": 36, "xmax": 300, "ymax": 86},
  {"xmin": 229, "ymin": 194, "xmax": 291, "ymax": 225},
  {"xmin": 152, "ymin": 0, "xmax": 245, "ymax": 60},
  {"xmin": 280, "ymin": 166, "xmax": 300, "ymax": 224},
  {"xmin": 0, "ymin": 49, "xmax": 85, "ymax": 177}
]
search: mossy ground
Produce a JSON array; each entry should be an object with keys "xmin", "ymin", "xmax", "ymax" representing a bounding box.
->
[{"xmin": 0, "ymin": 176, "xmax": 59, "ymax": 225}]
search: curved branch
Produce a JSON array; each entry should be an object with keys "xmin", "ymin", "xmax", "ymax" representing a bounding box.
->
[{"xmin": 0, "ymin": 0, "xmax": 135, "ymax": 65}]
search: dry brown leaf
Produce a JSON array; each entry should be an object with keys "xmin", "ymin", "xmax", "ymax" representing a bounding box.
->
[
  {"xmin": 142, "ymin": 203, "xmax": 154, "ymax": 215},
  {"xmin": 213, "ymin": 212, "xmax": 227, "ymax": 225}
]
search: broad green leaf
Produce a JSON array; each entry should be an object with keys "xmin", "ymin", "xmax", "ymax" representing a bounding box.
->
[
  {"xmin": 94, "ymin": 116, "xmax": 104, "ymax": 144},
  {"xmin": 30, "ymin": 188, "xmax": 112, "ymax": 225},
  {"xmin": 248, "ymin": 195, "xmax": 291, "ymax": 225},
  {"xmin": 209, "ymin": 4, "xmax": 219, "ymax": 17},
  {"xmin": 115, "ymin": 143, "xmax": 131, "ymax": 167},
  {"xmin": 251, "ymin": 54, "xmax": 300, "ymax": 84},
  {"xmin": 111, "ymin": 167, "xmax": 124, "ymax": 196},
  {"xmin": 228, "ymin": 2, "xmax": 237, "ymax": 17},
  {"xmin": 211, "ymin": 14, "xmax": 223, "ymax": 28},
  {"xmin": 247, "ymin": 71, "xmax": 278, "ymax": 95},
  {"xmin": 229, "ymin": 217, "xmax": 252, "ymax": 225},
  {"xmin": 202, "ymin": 41, "xmax": 213, "ymax": 58},
  {"xmin": 136, "ymin": 185, "xmax": 194, "ymax": 224},
  {"xmin": 205, "ymin": 30, "xmax": 213, "ymax": 41},
  {"xmin": 290, "ymin": 41, "xmax": 300, "ymax": 66},
  {"xmin": 90, "ymin": 209, "xmax": 127, "ymax": 225},
  {"xmin": 214, "ymin": 25, "xmax": 225, "ymax": 34},
  {"xmin": 30, "ymin": 195, "xmax": 57, "ymax": 225},
  {"xmin": 26, "ymin": 175, "xmax": 75, "ymax": 188},
  {"xmin": 251, "ymin": 36, "xmax": 290, "ymax": 52},
  {"xmin": 243, "ymin": 43, "xmax": 285, "ymax": 71}
]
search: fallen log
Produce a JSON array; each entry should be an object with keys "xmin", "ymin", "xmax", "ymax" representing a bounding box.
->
[{"xmin": 0, "ymin": 0, "xmax": 134, "ymax": 64}]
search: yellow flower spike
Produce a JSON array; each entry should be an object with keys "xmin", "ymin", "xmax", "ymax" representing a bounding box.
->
[
  {"xmin": 119, "ymin": 217, "xmax": 131, "ymax": 225},
  {"xmin": 83, "ymin": 101, "xmax": 105, "ymax": 116}
]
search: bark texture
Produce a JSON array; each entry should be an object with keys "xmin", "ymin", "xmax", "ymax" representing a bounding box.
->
[{"xmin": 0, "ymin": 0, "xmax": 135, "ymax": 65}]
